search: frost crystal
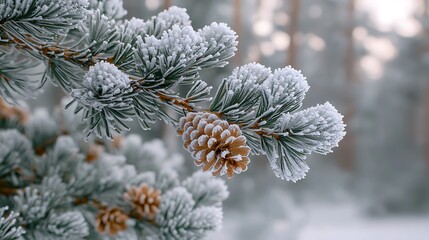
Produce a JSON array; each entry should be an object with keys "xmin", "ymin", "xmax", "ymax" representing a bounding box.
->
[
  {"xmin": 268, "ymin": 102, "xmax": 346, "ymax": 182},
  {"xmin": 121, "ymin": 6, "xmax": 191, "ymax": 40},
  {"xmin": 276, "ymin": 102, "xmax": 346, "ymax": 154},
  {"xmin": 88, "ymin": 0, "xmax": 127, "ymax": 19},
  {"xmin": 210, "ymin": 63, "xmax": 271, "ymax": 117},
  {"xmin": 158, "ymin": 25, "xmax": 207, "ymax": 74},
  {"xmin": 71, "ymin": 61, "xmax": 132, "ymax": 110},
  {"xmin": 122, "ymin": 17, "xmax": 147, "ymax": 34},
  {"xmin": 0, "ymin": 0, "xmax": 89, "ymax": 32},
  {"xmin": 0, "ymin": 207, "xmax": 25, "ymax": 240},
  {"xmin": 199, "ymin": 22, "xmax": 238, "ymax": 67},
  {"xmin": 0, "ymin": 130, "xmax": 32, "ymax": 176},
  {"xmin": 156, "ymin": 6, "xmax": 191, "ymax": 28},
  {"xmin": 43, "ymin": 212, "xmax": 89, "ymax": 239},
  {"xmin": 262, "ymin": 66, "xmax": 310, "ymax": 111},
  {"xmin": 228, "ymin": 63, "xmax": 271, "ymax": 90},
  {"xmin": 182, "ymin": 171, "xmax": 229, "ymax": 207}
]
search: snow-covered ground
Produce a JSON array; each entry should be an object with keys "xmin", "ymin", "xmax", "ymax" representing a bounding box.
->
[
  {"xmin": 298, "ymin": 203, "xmax": 429, "ymax": 240},
  {"xmin": 299, "ymin": 217, "xmax": 429, "ymax": 240},
  {"xmin": 209, "ymin": 202, "xmax": 429, "ymax": 240}
]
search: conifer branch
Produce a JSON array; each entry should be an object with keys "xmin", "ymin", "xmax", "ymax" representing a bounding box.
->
[{"xmin": 0, "ymin": 1, "xmax": 346, "ymax": 237}]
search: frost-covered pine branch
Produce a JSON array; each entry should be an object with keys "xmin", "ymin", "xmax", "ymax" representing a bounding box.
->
[
  {"xmin": 0, "ymin": 0, "xmax": 345, "ymax": 181},
  {"xmin": 206, "ymin": 64, "xmax": 345, "ymax": 181},
  {"xmin": 0, "ymin": 206, "xmax": 25, "ymax": 240},
  {"xmin": 0, "ymin": 99, "xmax": 228, "ymax": 239},
  {"xmin": 0, "ymin": 0, "xmax": 346, "ymax": 238}
]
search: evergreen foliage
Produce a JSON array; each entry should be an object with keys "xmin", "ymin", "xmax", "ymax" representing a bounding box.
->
[
  {"xmin": 0, "ymin": 0, "xmax": 346, "ymax": 238},
  {"xmin": 0, "ymin": 99, "xmax": 228, "ymax": 239},
  {"xmin": 0, "ymin": 206, "xmax": 25, "ymax": 240}
]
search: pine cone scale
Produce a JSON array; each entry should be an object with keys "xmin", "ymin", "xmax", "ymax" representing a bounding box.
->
[
  {"xmin": 124, "ymin": 184, "xmax": 161, "ymax": 220},
  {"xmin": 178, "ymin": 112, "xmax": 251, "ymax": 178},
  {"xmin": 96, "ymin": 207, "xmax": 128, "ymax": 235}
]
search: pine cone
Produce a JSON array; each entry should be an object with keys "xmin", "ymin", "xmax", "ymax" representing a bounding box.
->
[
  {"xmin": 96, "ymin": 207, "xmax": 128, "ymax": 235},
  {"xmin": 85, "ymin": 144, "xmax": 103, "ymax": 163},
  {"xmin": 178, "ymin": 112, "xmax": 251, "ymax": 178},
  {"xmin": 0, "ymin": 99, "xmax": 28, "ymax": 124},
  {"xmin": 124, "ymin": 184, "xmax": 161, "ymax": 220}
]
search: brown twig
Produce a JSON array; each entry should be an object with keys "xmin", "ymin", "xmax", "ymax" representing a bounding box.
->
[
  {"xmin": 156, "ymin": 92, "xmax": 195, "ymax": 112},
  {"xmin": 1, "ymin": 27, "xmax": 99, "ymax": 68}
]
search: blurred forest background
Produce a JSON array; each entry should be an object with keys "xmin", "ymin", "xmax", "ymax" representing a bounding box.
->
[{"xmin": 34, "ymin": 0, "xmax": 429, "ymax": 239}]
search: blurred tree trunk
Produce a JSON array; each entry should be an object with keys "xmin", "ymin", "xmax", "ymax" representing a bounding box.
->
[
  {"xmin": 337, "ymin": 0, "xmax": 357, "ymax": 170},
  {"xmin": 233, "ymin": 0, "xmax": 242, "ymax": 66},
  {"xmin": 164, "ymin": 0, "xmax": 171, "ymax": 9},
  {"xmin": 420, "ymin": 0, "xmax": 429, "ymax": 168},
  {"xmin": 160, "ymin": 0, "xmax": 176, "ymax": 151},
  {"xmin": 287, "ymin": 0, "xmax": 301, "ymax": 67}
]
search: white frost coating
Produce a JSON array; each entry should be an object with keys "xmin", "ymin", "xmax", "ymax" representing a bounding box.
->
[
  {"xmin": 122, "ymin": 6, "xmax": 191, "ymax": 40},
  {"xmin": 71, "ymin": 61, "xmax": 132, "ymax": 110},
  {"xmin": 135, "ymin": 35, "xmax": 160, "ymax": 74},
  {"xmin": 136, "ymin": 24, "xmax": 208, "ymax": 78},
  {"xmin": 277, "ymin": 162, "xmax": 310, "ymax": 183},
  {"xmin": 156, "ymin": 186, "xmax": 224, "ymax": 240},
  {"xmin": 0, "ymin": 0, "xmax": 89, "ymax": 21},
  {"xmin": 44, "ymin": 211, "xmax": 89, "ymax": 239},
  {"xmin": 101, "ymin": 154, "xmax": 137, "ymax": 183},
  {"xmin": 156, "ymin": 187, "xmax": 195, "ymax": 232},
  {"xmin": 121, "ymin": 135, "xmax": 184, "ymax": 172},
  {"xmin": 83, "ymin": 61, "xmax": 130, "ymax": 95},
  {"xmin": 199, "ymin": 22, "xmax": 238, "ymax": 67},
  {"xmin": 268, "ymin": 102, "xmax": 346, "ymax": 182},
  {"xmin": 262, "ymin": 66, "xmax": 310, "ymax": 108},
  {"xmin": 0, "ymin": 206, "xmax": 25, "ymax": 239},
  {"xmin": 0, "ymin": 130, "xmax": 32, "ymax": 166},
  {"xmin": 125, "ymin": 17, "xmax": 146, "ymax": 32},
  {"xmin": 277, "ymin": 102, "xmax": 346, "ymax": 154},
  {"xmin": 182, "ymin": 171, "xmax": 228, "ymax": 207},
  {"xmin": 156, "ymin": 6, "xmax": 191, "ymax": 27},
  {"xmin": 226, "ymin": 63, "xmax": 271, "ymax": 91},
  {"xmin": 89, "ymin": 0, "xmax": 127, "ymax": 19},
  {"xmin": 200, "ymin": 23, "xmax": 237, "ymax": 47},
  {"xmin": 186, "ymin": 206, "xmax": 223, "ymax": 232},
  {"xmin": 159, "ymin": 25, "xmax": 207, "ymax": 70}
]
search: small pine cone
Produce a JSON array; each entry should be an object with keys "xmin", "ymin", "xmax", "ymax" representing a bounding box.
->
[
  {"xmin": 85, "ymin": 144, "xmax": 104, "ymax": 162},
  {"xmin": 112, "ymin": 134, "xmax": 123, "ymax": 149},
  {"xmin": 96, "ymin": 207, "xmax": 128, "ymax": 235},
  {"xmin": 124, "ymin": 184, "xmax": 161, "ymax": 220},
  {"xmin": 177, "ymin": 112, "xmax": 251, "ymax": 178},
  {"xmin": 0, "ymin": 99, "xmax": 28, "ymax": 124}
]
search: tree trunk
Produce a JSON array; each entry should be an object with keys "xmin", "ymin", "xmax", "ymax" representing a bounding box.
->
[
  {"xmin": 337, "ymin": 0, "xmax": 357, "ymax": 170},
  {"xmin": 420, "ymin": 0, "xmax": 429, "ymax": 168},
  {"xmin": 287, "ymin": 0, "xmax": 301, "ymax": 67},
  {"xmin": 164, "ymin": 0, "xmax": 171, "ymax": 9},
  {"xmin": 233, "ymin": 0, "xmax": 242, "ymax": 66}
]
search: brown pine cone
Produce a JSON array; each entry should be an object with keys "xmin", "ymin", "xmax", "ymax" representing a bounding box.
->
[
  {"xmin": 85, "ymin": 144, "xmax": 104, "ymax": 163},
  {"xmin": 124, "ymin": 184, "xmax": 161, "ymax": 220},
  {"xmin": 177, "ymin": 112, "xmax": 251, "ymax": 178},
  {"xmin": 0, "ymin": 99, "xmax": 28, "ymax": 123},
  {"xmin": 96, "ymin": 207, "xmax": 128, "ymax": 235}
]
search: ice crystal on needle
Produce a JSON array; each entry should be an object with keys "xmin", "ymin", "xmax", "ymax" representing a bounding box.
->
[{"xmin": 72, "ymin": 61, "xmax": 132, "ymax": 110}]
